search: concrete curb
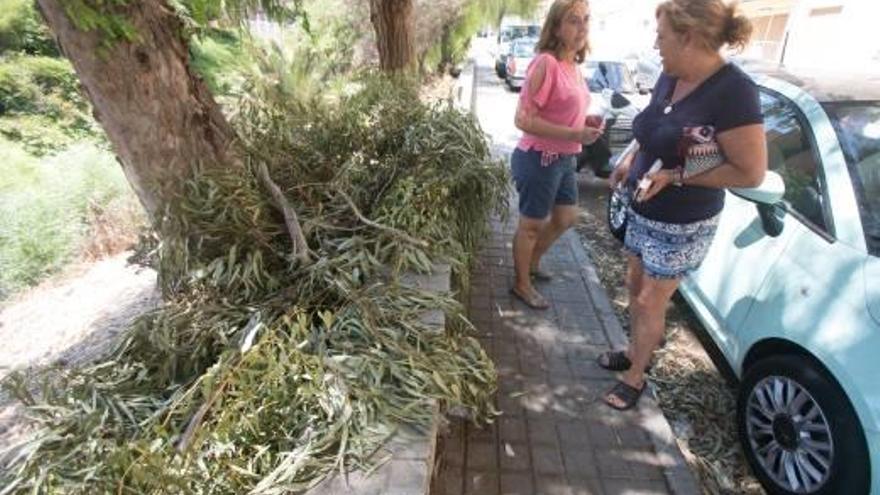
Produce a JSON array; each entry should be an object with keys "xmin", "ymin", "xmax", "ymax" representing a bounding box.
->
[{"xmin": 451, "ymin": 58, "xmax": 478, "ymax": 116}]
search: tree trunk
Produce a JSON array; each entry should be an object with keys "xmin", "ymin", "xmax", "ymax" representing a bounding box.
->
[
  {"xmin": 369, "ymin": 0, "xmax": 415, "ymax": 72},
  {"xmin": 36, "ymin": 0, "xmax": 240, "ymax": 222},
  {"xmin": 439, "ymin": 23, "xmax": 452, "ymax": 74}
]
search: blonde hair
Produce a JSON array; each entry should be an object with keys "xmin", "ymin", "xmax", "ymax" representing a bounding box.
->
[
  {"xmin": 656, "ymin": 0, "xmax": 753, "ymax": 52},
  {"xmin": 536, "ymin": 0, "xmax": 590, "ymax": 63}
]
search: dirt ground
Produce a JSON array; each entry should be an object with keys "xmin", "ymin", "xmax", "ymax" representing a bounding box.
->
[
  {"xmin": 0, "ymin": 253, "xmax": 161, "ymax": 452},
  {"xmin": 574, "ymin": 172, "xmax": 764, "ymax": 495}
]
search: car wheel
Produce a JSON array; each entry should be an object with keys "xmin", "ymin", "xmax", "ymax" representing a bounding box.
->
[
  {"xmin": 606, "ymin": 187, "xmax": 628, "ymax": 242},
  {"xmin": 737, "ymin": 355, "xmax": 870, "ymax": 495}
]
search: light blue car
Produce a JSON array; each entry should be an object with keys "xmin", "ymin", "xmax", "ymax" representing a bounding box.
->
[{"xmin": 676, "ymin": 69, "xmax": 880, "ymax": 494}]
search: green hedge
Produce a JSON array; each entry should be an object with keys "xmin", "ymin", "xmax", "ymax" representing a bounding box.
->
[
  {"xmin": 0, "ymin": 0, "xmax": 58, "ymax": 56},
  {"xmin": 0, "ymin": 55, "xmax": 97, "ymax": 154}
]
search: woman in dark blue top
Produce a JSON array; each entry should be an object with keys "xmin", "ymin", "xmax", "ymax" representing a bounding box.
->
[{"xmin": 598, "ymin": 0, "xmax": 767, "ymax": 410}]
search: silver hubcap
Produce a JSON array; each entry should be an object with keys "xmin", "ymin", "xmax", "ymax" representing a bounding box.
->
[{"xmin": 747, "ymin": 376, "xmax": 834, "ymax": 493}]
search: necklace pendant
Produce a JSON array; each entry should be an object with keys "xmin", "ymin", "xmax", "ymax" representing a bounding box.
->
[{"xmin": 663, "ymin": 105, "xmax": 673, "ymax": 115}]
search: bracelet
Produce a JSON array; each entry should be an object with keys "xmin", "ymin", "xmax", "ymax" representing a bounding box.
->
[{"xmin": 672, "ymin": 167, "xmax": 684, "ymax": 186}]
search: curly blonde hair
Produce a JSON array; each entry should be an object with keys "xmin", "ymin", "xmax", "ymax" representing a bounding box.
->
[
  {"xmin": 656, "ymin": 0, "xmax": 753, "ymax": 52},
  {"xmin": 536, "ymin": 0, "xmax": 591, "ymax": 63}
]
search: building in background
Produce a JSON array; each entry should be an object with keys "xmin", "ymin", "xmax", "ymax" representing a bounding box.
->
[
  {"xmin": 587, "ymin": 0, "xmax": 879, "ymax": 74},
  {"xmin": 589, "ymin": 0, "xmax": 663, "ymax": 59},
  {"xmin": 740, "ymin": 0, "xmax": 880, "ymax": 73}
]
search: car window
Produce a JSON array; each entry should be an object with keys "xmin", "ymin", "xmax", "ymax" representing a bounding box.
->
[
  {"xmin": 584, "ymin": 62, "xmax": 636, "ymax": 94},
  {"xmin": 512, "ymin": 42, "xmax": 535, "ymax": 58},
  {"xmin": 822, "ymin": 101, "xmax": 880, "ymax": 256},
  {"xmin": 760, "ymin": 90, "xmax": 831, "ymax": 235}
]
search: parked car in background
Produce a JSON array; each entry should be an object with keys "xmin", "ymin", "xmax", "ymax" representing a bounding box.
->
[
  {"xmin": 494, "ymin": 18, "xmax": 540, "ymax": 79},
  {"xmin": 504, "ymin": 38, "xmax": 538, "ymax": 90},
  {"xmin": 629, "ymin": 50, "xmax": 662, "ymax": 94},
  {"xmin": 609, "ymin": 66, "xmax": 880, "ymax": 495},
  {"xmin": 578, "ymin": 60, "xmax": 650, "ymax": 177}
]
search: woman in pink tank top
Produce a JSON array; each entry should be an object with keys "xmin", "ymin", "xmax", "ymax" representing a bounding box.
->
[{"xmin": 510, "ymin": 0, "xmax": 603, "ymax": 309}]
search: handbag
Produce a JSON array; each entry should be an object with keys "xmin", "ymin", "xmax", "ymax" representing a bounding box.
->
[
  {"xmin": 681, "ymin": 125, "xmax": 724, "ymax": 179},
  {"xmin": 608, "ymin": 182, "xmax": 633, "ymax": 242},
  {"xmin": 607, "ymin": 139, "xmax": 640, "ymax": 242}
]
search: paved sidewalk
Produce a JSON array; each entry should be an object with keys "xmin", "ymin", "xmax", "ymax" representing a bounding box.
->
[{"xmin": 432, "ymin": 212, "xmax": 701, "ymax": 495}]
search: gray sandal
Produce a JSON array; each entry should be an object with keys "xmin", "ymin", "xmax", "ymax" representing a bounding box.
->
[
  {"xmin": 510, "ymin": 287, "xmax": 550, "ymax": 310},
  {"xmin": 529, "ymin": 268, "xmax": 553, "ymax": 282}
]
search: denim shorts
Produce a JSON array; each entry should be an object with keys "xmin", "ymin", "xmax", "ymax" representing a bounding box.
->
[
  {"xmin": 510, "ymin": 148, "xmax": 578, "ymax": 219},
  {"xmin": 623, "ymin": 208, "xmax": 719, "ymax": 279}
]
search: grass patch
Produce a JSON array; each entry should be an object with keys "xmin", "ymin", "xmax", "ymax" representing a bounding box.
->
[{"xmin": 0, "ymin": 137, "xmax": 146, "ymax": 299}]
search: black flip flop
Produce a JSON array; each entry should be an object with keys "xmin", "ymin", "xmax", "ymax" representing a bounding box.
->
[
  {"xmin": 597, "ymin": 350, "xmax": 632, "ymax": 371},
  {"xmin": 603, "ymin": 380, "xmax": 646, "ymax": 411},
  {"xmin": 596, "ymin": 350, "xmax": 653, "ymax": 373}
]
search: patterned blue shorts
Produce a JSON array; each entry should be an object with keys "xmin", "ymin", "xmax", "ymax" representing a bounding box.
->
[{"xmin": 623, "ymin": 208, "xmax": 719, "ymax": 280}]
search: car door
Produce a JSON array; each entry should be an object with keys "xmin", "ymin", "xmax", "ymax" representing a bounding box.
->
[
  {"xmin": 735, "ymin": 87, "xmax": 871, "ymax": 373},
  {"xmin": 680, "ymin": 89, "xmax": 821, "ymax": 364}
]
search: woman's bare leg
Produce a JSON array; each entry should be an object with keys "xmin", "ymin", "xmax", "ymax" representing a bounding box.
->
[{"xmin": 606, "ymin": 273, "xmax": 680, "ymax": 408}]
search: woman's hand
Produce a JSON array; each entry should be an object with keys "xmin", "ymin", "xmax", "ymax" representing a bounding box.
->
[
  {"xmin": 637, "ymin": 168, "xmax": 677, "ymax": 202},
  {"xmin": 609, "ymin": 160, "xmax": 630, "ymax": 189},
  {"xmin": 609, "ymin": 143, "xmax": 637, "ymax": 189},
  {"xmin": 574, "ymin": 126, "xmax": 603, "ymax": 145},
  {"xmin": 584, "ymin": 114, "xmax": 605, "ymax": 130}
]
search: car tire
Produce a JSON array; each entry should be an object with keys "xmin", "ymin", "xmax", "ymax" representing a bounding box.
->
[
  {"xmin": 737, "ymin": 355, "xmax": 870, "ymax": 495},
  {"xmin": 606, "ymin": 187, "xmax": 628, "ymax": 242}
]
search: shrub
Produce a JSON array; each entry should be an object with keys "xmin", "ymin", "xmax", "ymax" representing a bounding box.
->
[
  {"xmin": 18, "ymin": 56, "xmax": 81, "ymax": 99},
  {"xmin": 189, "ymin": 29, "xmax": 248, "ymax": 96},
  {"xmin": 0, "ymin": 61, "xmax": 39, "ymax": 113},
  {"xmin": 0, "ymin": 0, "xmax": 58, "ymax": 56},
  {"xmin": 0, "ymin": 55, "xmax": 98, "ymax": 154},
  {"xmin": 0, "ymin": 114, "xmax": 87, "ymax": 155},
  {"xmin": 0, "ymin": 138, "xmax": 145, "ymax": 298}
]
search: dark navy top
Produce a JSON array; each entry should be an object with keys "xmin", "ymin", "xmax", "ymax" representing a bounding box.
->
[{"xmin": 627, "ymin": 63, "xmax": 763, "ymax": 224}]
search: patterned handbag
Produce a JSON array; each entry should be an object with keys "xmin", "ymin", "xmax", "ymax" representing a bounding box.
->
[{"xmin": 680, "ymin": 125, "xmax": 724, "ymax": 179}]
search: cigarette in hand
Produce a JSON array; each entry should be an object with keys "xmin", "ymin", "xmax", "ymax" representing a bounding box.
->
[{"xmin": 636, "ymin": 159, "xmax": 663, "ymax": 201}]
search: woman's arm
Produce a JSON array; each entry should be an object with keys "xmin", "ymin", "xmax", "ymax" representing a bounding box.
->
[
  {"xmin": 638, "ymin": 124, "xmax": 767, "ymax": 201},
  {"xmin": 609, "ymin": 140, "xmax": 639, "ymax": 189},
  {"xmin": 514, "ymin": 58, "xmax": 602, "ymax": 144}
]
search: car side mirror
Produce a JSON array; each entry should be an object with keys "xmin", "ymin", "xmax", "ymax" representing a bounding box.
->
[
  {"xmin": 610, "ymin": 92, "xmax": 630, "ymax": 109},
  {"xmin": 756, "ymin": 202, "xmax": 785, "ymax": 237},
  {"xmin": 730, "ymin": 171, "xmax": 786, "ymax": 237},
  {"xmin": 730, "ymin": 171, "xmax": 785, "ymax": 205}
]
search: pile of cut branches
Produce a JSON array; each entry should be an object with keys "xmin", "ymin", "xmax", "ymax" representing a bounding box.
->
[{"xmin": 1, "ymin": 74, "xmax": 508, "ymax": 494}]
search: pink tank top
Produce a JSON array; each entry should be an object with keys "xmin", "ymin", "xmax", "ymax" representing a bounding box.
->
[{"xmin": 516, "ymin": 52, "xmax": 590, "ymax": 157}]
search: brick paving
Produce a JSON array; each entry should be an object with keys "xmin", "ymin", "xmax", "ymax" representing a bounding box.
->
[{"xmin": 432, "ymin": 214, "xmax": 700, "ymax": 495}]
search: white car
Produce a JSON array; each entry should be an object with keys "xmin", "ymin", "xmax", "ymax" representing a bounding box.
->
[{"xmin": 504, "ymin": 38, "xmax": 539, "ymax": 90}]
